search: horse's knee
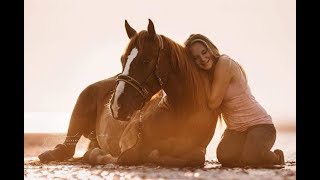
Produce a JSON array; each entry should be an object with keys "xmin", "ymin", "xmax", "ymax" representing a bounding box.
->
[
  {"xmin": 79, "ymin": 83, "xmax": 96, "ymax": 98},
  {"xmin": 83, "ymin": 148, "xmax": 113, "ymax": 165},
  {"xmin": 72, "ymin": 83, "xmax": 97, "ymax": 119}
]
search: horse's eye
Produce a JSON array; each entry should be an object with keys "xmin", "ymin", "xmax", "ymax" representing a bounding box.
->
[{"xmin": 143, "ymin": 59, "xmax": 151, "ymax": 64}]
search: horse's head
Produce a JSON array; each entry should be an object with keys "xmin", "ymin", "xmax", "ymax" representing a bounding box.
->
[{"xmin": 110, "ymin": 19, "xmax": 171, "ymax": 121}]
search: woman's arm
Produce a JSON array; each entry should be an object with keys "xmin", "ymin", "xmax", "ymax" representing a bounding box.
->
[{"xmin": 208, "ymin": 56, "xmax": 234, "ymax": 110}]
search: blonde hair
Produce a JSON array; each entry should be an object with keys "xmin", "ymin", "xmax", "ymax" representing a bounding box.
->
[
  {"xmin": 184, "ymin": 34, "xmax": 220, "ymax": 60},
  {"xmin": 185, "ymin": 33, "xmax": 247, "ymax": 81},
  {"xmin": 185, "ymin": 34, "xmax": 251, "ymax": 126}
]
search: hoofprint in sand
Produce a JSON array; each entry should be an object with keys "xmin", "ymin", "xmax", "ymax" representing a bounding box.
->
[{"xmin": 24, "ymin": 129, "xmax": 296, "ymax": 179}]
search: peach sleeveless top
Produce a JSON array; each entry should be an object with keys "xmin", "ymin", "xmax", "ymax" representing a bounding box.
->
[{"xmin": 220, "ymin": 55, "xmax": 273, "ymax": 132}]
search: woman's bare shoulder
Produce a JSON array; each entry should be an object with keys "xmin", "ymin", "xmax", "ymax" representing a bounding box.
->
[
  {"xmin": 216, "ymin": 55, "xmax": 233, "ymax": 68},
  {"xmin": 216, "ymin": 55, "xmax": 238, "ymax": 75},
  {"xmin": 218, "ymin": 54, "xmax": 234, "ymax": 62}
]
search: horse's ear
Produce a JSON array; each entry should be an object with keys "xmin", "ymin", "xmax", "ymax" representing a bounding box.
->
[
  {"xmin": 147, "ymin": 19, "xmax": 156, "ymax": 39},
  {"xmin": 125, "ymin": 20, "xmax": 137, "ymax": 39}
]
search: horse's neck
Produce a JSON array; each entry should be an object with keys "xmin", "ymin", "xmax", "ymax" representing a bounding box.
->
[
  {"xmin": 160, "ymin": 39, "xmax": 211, "ymax": 116},
  {"xmin": 163, "ymin": 74, "xmax": 197, "ymax": 116}
]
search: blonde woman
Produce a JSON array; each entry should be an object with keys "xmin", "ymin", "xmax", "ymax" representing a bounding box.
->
[{"xmin": 184, "ymin": 34, "xmax": 285, "ymax": 167}]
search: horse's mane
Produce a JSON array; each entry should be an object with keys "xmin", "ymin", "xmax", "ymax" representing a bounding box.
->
[
  {"xmin": 123, "ymin": 31, "xmax": 209, "ymax": 113},
  {"xmin": 160, "ymin": 35, "xmax": 209, "ymax": 112}
]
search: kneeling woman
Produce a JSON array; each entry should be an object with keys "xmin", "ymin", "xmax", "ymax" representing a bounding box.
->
[{"xmin": 184, "ymin": 34, "xmax": 285, "ymax": 167}]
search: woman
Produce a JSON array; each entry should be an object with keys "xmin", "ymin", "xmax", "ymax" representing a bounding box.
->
[{"xmin": 184, "ymin": 34, "xmax": 285, "ymax": 167}]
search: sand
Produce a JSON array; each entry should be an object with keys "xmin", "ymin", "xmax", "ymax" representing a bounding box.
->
[{"xmin": 24, "ymin": 129, "xmax": 296, "ymax": 179}]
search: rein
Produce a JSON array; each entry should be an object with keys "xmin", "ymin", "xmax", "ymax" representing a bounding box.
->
[{"xmin": 116, "ymin": 35, "xmax": 164, "ymax": 100}]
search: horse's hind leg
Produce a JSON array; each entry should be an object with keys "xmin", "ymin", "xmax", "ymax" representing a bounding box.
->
[
  {"xmin": 65, "ymin": 81, "xmax": 103, "ymax": 148},
  {"xmin": 38, "ymin": 82, "xmax": 100, "ymax": 163}
]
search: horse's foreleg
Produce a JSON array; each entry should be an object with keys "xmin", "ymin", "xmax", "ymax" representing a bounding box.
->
[
  {"xmin": 83, "ymin": 148, "xmax": 118, "ymax": 165},
  {"xmin": 65, "ymin": 82, "xmax": 99, "ymax": 146}
]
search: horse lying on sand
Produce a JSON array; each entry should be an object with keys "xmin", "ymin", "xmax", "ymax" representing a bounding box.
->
[
  {"xmin": 39, "ymin": 19, "xmax": 219, "ymax": 167},
  {"xmin": 88, "ymin": 19, "xmax": 220, "ymax": 167}
]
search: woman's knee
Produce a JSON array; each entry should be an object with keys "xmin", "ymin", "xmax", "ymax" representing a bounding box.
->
[
  {"xmin": 216, "ymin": 142, "xmax": 242, "ymax": 166},
  {"xmin": 217, "ymin": 143, "xmax": 231, "ymax": 164}
]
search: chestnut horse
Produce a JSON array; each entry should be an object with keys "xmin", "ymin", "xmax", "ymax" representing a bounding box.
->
[
  {"xmin": 39, "ymin": 19, "xmax": 219, "ymax": 167},
  {"xmin": 88, "ymin": 19, "xmax": 219, "ymax": 167}
]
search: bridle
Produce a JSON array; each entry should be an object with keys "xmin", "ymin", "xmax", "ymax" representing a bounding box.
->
[{"xmin": 116, "ymin": 35, "xmax": 164, "ymax": 100}]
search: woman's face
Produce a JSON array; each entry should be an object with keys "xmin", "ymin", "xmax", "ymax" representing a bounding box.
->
[{"xmin": 189, "ymin": 42, "xmax": 213, "ymax": 70}]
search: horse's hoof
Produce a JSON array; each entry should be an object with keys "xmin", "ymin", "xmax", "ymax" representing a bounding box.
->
[{"xmin": 38, "ymin": 144, "xmax": 74, "ymax": 163}]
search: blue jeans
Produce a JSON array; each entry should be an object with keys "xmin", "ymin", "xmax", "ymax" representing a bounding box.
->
[{"xmin": 216, "ymin": 124, "xmax": 278, "ymax": 167}]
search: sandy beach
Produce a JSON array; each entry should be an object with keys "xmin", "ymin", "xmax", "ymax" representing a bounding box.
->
[{"xmin": 24, "ymin": 126, "xmax": 296, "ymax": 179}]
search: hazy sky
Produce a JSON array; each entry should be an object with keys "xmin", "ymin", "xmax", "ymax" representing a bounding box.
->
[{"xmin": 25, "ymin": 0, "xmax": 296, "ymax": 123}]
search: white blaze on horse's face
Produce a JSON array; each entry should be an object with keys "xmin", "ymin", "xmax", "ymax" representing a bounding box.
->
[{"xmin": 111, "ymin": 48, "xmax": 138, "ymax": 118}]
